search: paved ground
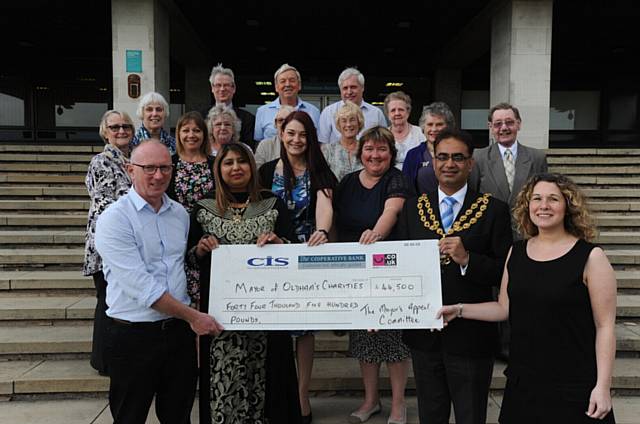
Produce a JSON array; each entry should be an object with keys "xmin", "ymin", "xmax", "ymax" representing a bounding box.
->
[{"xmin": 1, "ymin": 393, "xmax": 638, "ymax": 424}]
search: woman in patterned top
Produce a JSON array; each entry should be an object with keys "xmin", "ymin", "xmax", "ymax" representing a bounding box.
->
[
  {"xmin": 320, "ymin": 100, "xmax": 365, "ymax": 181},
  {"xmin": 129, "ymin": 91, "xmax": 176, "ymax": 154},
  {"xmin": 83, "ymin": 110, "xmax": 133, "ymax": 376},
  {"xmin": 187, "ymin": 143, "xmax": 301, "ymax": 424},
  {"xmin": 167, "ymin": 111, "xmax": 215, "ymax": 213},
  {"xmin": 258, "ymin": 110, "xmax": 338, "ymax": 423}
]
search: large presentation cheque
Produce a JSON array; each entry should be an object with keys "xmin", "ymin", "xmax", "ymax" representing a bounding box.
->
[{"xmin": 209, "ymin": 240, "xmax": 443, "ymax": 330}]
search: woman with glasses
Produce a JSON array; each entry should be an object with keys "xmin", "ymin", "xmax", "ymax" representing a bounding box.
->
[
  {"xmin": 334, "ymin": 127, "xmax": 413, "ymax": 424},
  {"xmin": 166, "ymin": 111, "xmax": 215, "ymax": 213},
  {"xmin": 206, "ymin": 104, "xmax": 245, "ymax": 156},
  {"xmin": 130, "ymin": 91, "xmax": 176, "ymax": 154},
  {"xmin": 83, "ymin": 110, "xmax": 134, "ymax": 376},
  {"xmin": 186, "ymin": 143, "xmax": 302, "ymax": 423},
  {"xmin": 402, "ymin": 102, "xmax": 455, "ymax": 194}
]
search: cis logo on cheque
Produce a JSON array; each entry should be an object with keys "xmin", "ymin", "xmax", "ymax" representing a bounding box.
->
[
  {"xmin": 247, "ymin": 256, "xmax": 289, "ymax": 267},
  {"xmin": 372, "ymin": 253, "xmax": 397, "ymax": 267}
]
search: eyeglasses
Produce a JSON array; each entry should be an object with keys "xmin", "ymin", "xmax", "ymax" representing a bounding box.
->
[
  {"xmin": 213, "ymin": 122, "xmax": 233, "ymax": 128},
  {"xmin": 275, "ymin": 118, "xmax": 286, "ymax": 125},
  {"xmin": 107, "ymin": 124, "xmax": 134, "ymax": 132},
  {"xmin": 131, "ymin": 163, "xmax": 173, "ymax": 175},
  {"xmin": 213, "ymin": 83, "xmax": 234, "ymax": 89},
  {"xmin": 434, "ymin": 153, "xmax": 470, "ymax": 163},
  {"xmin": 490, "ymin": 120, "xmax": 517, "ymax": 129}
]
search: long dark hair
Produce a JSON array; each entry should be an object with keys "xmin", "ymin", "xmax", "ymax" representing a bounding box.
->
[
  {"xmin": 279, "ymin": 111, "xmax": 337, "ymax": 198},
  {"xmin": 213, "ymin": 143, "xmax": 261, "ymax": 212}
]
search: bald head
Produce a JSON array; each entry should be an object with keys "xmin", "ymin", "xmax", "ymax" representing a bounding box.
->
[{"xmin": 128, "ymin": 140, "xmax": 173, "ymax": 211}]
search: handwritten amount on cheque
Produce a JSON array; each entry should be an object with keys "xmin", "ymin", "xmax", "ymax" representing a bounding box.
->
[{"xmin": 220, "ymin": 279, "xmax": 431, "ymax": 325}]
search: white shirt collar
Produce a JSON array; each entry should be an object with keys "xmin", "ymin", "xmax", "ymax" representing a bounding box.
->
[
  {"xmin": 438, "ymin": 184, "xmax": 467, "ymax": 206},
  {"xmin": 497, "ymin": 140, "xmax": 519, "ymax": 160}
]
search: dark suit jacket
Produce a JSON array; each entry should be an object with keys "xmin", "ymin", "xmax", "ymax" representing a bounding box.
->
[
  {"xmin": 201, "ymin": 104, "xmax": 257, "ymax": 151},
  {"xmin": 398, "ymin": 189, "xmax": 512, "ymax": 357},
  {"xmin": 469, "ymin": 142, "xmax": 548, "ymax": 208}
]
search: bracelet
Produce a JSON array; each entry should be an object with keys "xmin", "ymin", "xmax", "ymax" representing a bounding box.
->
[
  {"xmin": 456, "ymin": 303, "xmax": 463, "ymax": 318},
  {"xmin": 317, "ymin": 229, "xmax": 329, "ymax": 237}
]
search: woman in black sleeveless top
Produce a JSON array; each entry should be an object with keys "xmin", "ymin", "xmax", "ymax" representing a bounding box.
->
[{"xmin": 438, "ymin": 173, "xmax": 616, "ymax": 423}]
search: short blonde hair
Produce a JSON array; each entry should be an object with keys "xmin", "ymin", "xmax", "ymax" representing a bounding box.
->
[
  {"xmin": 335, "ymin": 100, "xmax": 365, "ymax": 133},
  {"xmin": 513, "ymin": 173, "xmax": 596, "ymax": 241},
  {"xmin": 98, "ymin": 110, "xmax": 133, "ymax": 143}
]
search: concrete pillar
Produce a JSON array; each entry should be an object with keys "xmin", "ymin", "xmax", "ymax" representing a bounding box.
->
[
  {"xmin": 111, "ymin": 0, "xmax": 170, "ymax": 124},
  {"xmin": 185, "ymin": 66, "xmax": 212, "ymax": 114},
  {"xmin": 434, "ymin": 69, "xmax": 462, "ymax": 127},
  {"xmin": 490, "ymin": 0, "xmax": 553, "ymax": 148}
]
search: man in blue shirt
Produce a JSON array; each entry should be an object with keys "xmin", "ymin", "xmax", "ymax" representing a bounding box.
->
[
  {"xmin": 95, "ymin": 140, "xmax": 222, "ymax": 424},
  {"xmin": 318, "ymin": 67, "xmax": 388, "ymax": 143},
  {"xmin": 254, "ymin": 63, "xmax": 320, "ymax": 142}
]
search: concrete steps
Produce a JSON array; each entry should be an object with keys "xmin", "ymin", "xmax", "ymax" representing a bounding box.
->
[
  {"xmin": 0, "ymin": 174, "xmax": 86, "ymax": 185},
  {"xmin": 548, "ymin": 156, "xmax": 640, "ymax": 165},
  {"xmin": 0, "ymin": 162, "xmax": 89, "ymax": 173},
  {"xmin": 0, "ymin": 200, "xmax": 89, "ymax": 211},
  {"xmin": 0, "ymin": 187, "xmax": 88, "ymax": 197},
  {"xmin": 0, "ymin": 145, "xmax": 102, "ymax": 154},
  {"xmin": 0, "ymin": 296, "xmax": 94, "ymax": 320},
  {"xmin": 0, "ymin": 214, "xmax": 88, "ymax": 227},
  {"xmin": 0, "ymin": 271, "xmax": 92, "ymax": 291},
  {"xmin": 0, "ymin": 153, "xmax": 94, "ymax": 163},
  {"xmin": 0, "ymin": 249, "xmax": 84, "ymax": 267},
  {"xmin": 597, "ymin": 232, "xmax": 640, "ymax": 245},
  {"xmin": 0, "ymin": 231, "xmax": 85, "ymax": 245},
  {"xmin": 1, "ymin": 356, "xmax": 639, "ymax": 398},
  {"xmin": 590, "ymin": 202, "xmax": 640, "ymax": 212},
  {"xmin": 1, "ymin": 323, "xmax": 639, "ymax": 358}
]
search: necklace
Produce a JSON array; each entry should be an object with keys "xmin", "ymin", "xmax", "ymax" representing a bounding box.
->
[
  {"xmin": 230, "ymin": 198, "xmax": 250, "ymax": 222},
  {"xmin": 417, "ymin": 193, "xmax": 491, "ymax": 264}
]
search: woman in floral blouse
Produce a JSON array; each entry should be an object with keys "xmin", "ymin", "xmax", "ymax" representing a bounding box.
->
[
  {"xmin": 167, "ymin": 111, "xmax": 215, "ymax": 213},
  {"xmin": 83, "ymin": 110, "xmax": 133, "ymax": 375},
  {"xmin": 320, "ymin": 100, "xmax": 364, "ymax": 181}
]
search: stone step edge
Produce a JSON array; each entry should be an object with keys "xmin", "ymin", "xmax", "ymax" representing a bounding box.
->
[
  {"xmin": 1, "ymin": 323, "xmax": 640, "ymax": 355},
  {"xmin": 2, "ymin": 357, "xmax": 639, "ymax": 395}
]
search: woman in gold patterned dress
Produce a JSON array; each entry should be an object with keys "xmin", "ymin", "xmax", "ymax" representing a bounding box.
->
[{"xmin": 186, "ymin": 143, "xmax": 301, "ymax": 424}]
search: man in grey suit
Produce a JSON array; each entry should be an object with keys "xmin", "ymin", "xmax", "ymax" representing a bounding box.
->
[
  {"xmin": 470, "ymin": 102, "xmax": 548, "ymax": 211},
  {"xmin": 469, "ymin": 102, "xmax": 548, "ymax": 359}
]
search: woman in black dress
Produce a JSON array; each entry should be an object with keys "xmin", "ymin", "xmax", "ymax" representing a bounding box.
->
[
  {"xmin": 187, "ymin": 143, "xmax": 301, "ymax": 424},
  {"xmin": 438, "ymin": 173, "xmax": 616, "ymax": 423},
  {"xmin": 334, "ymin": 126, "xmax": 413, "ymax": 424}
]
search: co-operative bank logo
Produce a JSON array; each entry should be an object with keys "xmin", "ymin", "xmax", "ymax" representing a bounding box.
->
[
  {"xmin": 372, "ymin": 253, "xmax": 397, "ymax": 267},
  {"xmin": 247, "ymin": 256, "xmax": 289, "ymax": 267}
]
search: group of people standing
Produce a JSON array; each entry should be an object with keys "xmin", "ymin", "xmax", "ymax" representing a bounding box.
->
[{"xmin": 82, "ymin": 61, "xmax": 617, "ymax": 424}]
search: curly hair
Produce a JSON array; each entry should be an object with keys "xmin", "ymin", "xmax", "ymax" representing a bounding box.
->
[{"xmin": 513, "ymin": 173, "xmax": 596, "ymax": 241}]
